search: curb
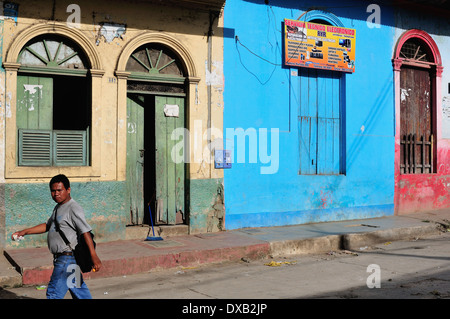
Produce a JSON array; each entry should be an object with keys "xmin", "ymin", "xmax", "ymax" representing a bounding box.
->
[
  {"xmin": 269, "ymin": 235, "xmax": 342, "ymax": 257},
  {"xmin": 0, "ymin": 221, "xmax": 444, "ymax": 287},
  {"xmin": 268, "ymin": 223, "xmax": 442, "ymax": 257},
  {"xmin": 342, "ymin": 224, "xmax": 442, "ymax": 250},
  {"xmin": 0, "ymin": 253, "xmax": 22, "ymax": 289}
]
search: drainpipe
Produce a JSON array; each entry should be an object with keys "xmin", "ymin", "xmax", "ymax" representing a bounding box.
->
[{"xmin": 207, "ymin": 11, "xmax": 219, "ymax": 178}]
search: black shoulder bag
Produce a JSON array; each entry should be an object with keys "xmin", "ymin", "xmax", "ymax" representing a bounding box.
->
[{"xmin": 53, "ymin": 207, "xmax": 96, "ymax": 273}]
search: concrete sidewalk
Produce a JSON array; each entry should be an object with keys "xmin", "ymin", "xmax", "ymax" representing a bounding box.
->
[{"xmin": 2, "ymin": 209, "xmax": 449, "ymax": 286}]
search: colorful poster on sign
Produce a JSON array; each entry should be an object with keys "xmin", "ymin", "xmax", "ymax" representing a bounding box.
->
[{"xmin": 284, "ymin": 19, "xmax": 356, "ymax": 73}]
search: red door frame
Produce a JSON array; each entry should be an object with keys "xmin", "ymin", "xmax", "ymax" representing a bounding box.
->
[{"xmin": 393, "ymin": 29, "xmax": 449, "ymax": 215}]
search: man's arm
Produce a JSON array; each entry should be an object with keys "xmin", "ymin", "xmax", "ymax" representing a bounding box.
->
[
  {"xmin": 11, "ymin": 223, "xmax": 48, "ymax": 240},
  {"xmin": 82, "ymin": 232, "xmax": 102, "ymax": 272}
]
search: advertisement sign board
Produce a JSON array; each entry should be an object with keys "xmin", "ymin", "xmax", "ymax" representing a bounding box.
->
[{"xmin": 284, "ymin": 19, "xmax": 356, "ymax": 73}]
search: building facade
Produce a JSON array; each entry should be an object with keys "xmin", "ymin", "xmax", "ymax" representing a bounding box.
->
[
  {"xmin": 392, "ymin": 6, "xmax": 450, "ymax": 214},
  {"xmin": 2, "ymin": 0, "xmax": 450, "ymax": 250},
  {"xmin": 1, "ymin": 0, "xmax": 226, "ymax": 250},
  {"xmin": 222, "ymin": 0, "xmax": 450, "ymax": 229}
]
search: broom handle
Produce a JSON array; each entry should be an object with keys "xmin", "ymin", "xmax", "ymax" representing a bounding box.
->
[
  {"xmin": 147, "ymin": 191, "xmax": 156, "ymax": 237},
  {"xmin": 149, "ymin": 205, "xmax": 156, "ymax": 237}
]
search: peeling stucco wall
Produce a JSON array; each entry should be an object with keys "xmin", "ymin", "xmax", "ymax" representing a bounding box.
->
[
  {"xmin": 2, "ymin": 0, "xmax": 224, "ymax": 182},
  {"xmin": 1, "ymin": 0, "xmax": 225, "ymax": 245},
  {"xmin": 188, "ymin": 178, "xmax": 224, "ymax": 234},
  {"xmin": 96, "ymin": 22, "xmax": 126, "ymax": 45},
  {"xmin": 443, "ymin": 96, "xmax": 450, "ymax": 138},
  {"xmin": 5, "ymin": 180, "xmax": 127, "ymax": 249}
]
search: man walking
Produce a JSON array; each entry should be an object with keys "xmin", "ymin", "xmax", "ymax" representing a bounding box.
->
[{"xmin": 11, "ymin": 174, "xmax": 101, "ymax": 299}]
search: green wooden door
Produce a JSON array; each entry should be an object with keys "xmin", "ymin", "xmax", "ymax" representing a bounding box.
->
[
  {"xmin": 155, "ymin": 96, "xmax": 185, "ymax": 225},
  {"xmin": 17, "ymin": 75, "xmax": 53, "ymax": 130},
  {"xmin": 126, "ymin": 95, "xmax": 145, "ymax": 225}
]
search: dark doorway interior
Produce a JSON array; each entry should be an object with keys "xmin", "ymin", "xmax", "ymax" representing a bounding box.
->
[{"xmin": 127, "ymin": 93, "xmax": 156, "ymax": 225}]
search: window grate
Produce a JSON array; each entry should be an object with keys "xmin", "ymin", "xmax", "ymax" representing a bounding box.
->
[
  {"xmin": 400, "ymin": 134, "xmax": 433, "ymax": 174},
  {"xmin": 400, "ymin": 39, "xmax": 430, "ymax": 62}
]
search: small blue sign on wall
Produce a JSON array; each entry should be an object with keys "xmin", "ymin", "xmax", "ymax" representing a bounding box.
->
[
  {"xmin": 4, "ymin": 2, "xmax": 19, "ymax": 24},
  {"xmin": 214, "ymin": 150, "xmax": 232, "ymax": 169}
]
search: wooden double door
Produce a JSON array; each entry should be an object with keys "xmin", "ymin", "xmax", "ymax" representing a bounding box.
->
[{"xmin": 126, "ymin": 94, "xmax": 185, "ymax": 225}]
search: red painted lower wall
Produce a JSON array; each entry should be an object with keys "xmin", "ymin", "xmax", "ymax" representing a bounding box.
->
[{"xmin": 395, "ymin": 140, "xmax": 450, "ymax": 214}]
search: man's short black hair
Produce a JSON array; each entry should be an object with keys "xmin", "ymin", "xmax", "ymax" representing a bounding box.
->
[{"xmin": 49, "ymin": 174, "xmax": 70, "ymax": 190}]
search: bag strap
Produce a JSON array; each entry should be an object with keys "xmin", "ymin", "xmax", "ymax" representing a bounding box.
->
[{"xmin": 53, "ymin": 206, "xmax": 74, "ymax": 251}]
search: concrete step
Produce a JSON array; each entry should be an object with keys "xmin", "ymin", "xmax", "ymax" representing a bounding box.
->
[
  {"xmin": 0, "ymin": 252, "xmax": 22, "ymax": 288},
  {"xmin": 125, "ymin": 224, "xmax": 188, "ymax": 240}
]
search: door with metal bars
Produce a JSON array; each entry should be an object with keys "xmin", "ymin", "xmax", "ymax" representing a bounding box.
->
[{"xmin": 400, "ymin": 67, "xmax": 434, "ymax": 174}]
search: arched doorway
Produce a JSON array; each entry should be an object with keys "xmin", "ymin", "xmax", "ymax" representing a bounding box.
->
[
  {"xmin": 393, "ymin": 29, "xmax": 444, "ymax": 214},
  {"xmin": 125, "ymin": 43, "xmax": 188, "ymax": 226}
]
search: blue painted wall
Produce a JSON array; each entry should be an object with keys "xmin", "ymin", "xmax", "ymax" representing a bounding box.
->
[{"xmin": 223, "ymin": 0, "xmax": 396, "ymax": 229}]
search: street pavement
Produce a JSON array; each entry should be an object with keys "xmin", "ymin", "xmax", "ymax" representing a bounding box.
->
[
  {"xmin": 1, "ymin": 208, "xmax": 449, "ymax": 289},
  {"xmin": 1, "ymin": 225, "xmax": 449, "ymax": 304}
]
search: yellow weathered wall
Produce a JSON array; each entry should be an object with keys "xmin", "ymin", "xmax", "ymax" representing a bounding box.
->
[{"xmin": 0, "ymin": 0, "xmax": 224, "ymax": 184}]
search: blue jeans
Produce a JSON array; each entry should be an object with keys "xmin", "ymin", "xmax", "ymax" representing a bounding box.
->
[{"xmin": 46, "ymin": 254, "xmax": 92, "ymax": 299}]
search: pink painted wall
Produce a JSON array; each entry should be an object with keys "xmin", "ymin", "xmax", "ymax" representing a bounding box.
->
[{"xmin": 394, "ymin": 30, "xmax": 450, "ymax": 215}]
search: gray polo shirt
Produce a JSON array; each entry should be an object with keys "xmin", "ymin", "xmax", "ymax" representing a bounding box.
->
[{"xmin": 46, "ymin": 198, "xmax": 92, "ymax": 255}]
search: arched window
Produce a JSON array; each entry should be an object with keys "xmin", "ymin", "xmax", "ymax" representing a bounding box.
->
[
  {"xmin": 125, "ymin": 43, "xmax": 186, "ymax": 95},
  {"xmin": 18, "ymin": 35, "xmax": 88, "ymax": 69},
  {"xmin": 399, "ymin": 38, "xmax": 432, "ymax": 62},
  {"xmin": 126, "ymin": 44, "xmax": 185, "ymax": 76},
  {"xmin": 16, "ymin": 35, "xmax": 91, "ymax": 166}
]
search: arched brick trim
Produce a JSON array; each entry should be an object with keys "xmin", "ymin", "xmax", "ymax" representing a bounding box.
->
[
  {"xmin": 301, "ymin": 10, "xmax": 345, "ymax": 27},
  {"xmin": 393, "ymin": 29, "xmax": 442, "ymax": 72},
  {"xmin": 116, "ymin": 32, "xmax": 198, "ymax": 80},
  {"xmin": 4, "ymin": 22, "xmax": 103, "ymax": 72},
  {"xmin": 114, "ymin": 32, "xmax": 200, "ymax": 182}
]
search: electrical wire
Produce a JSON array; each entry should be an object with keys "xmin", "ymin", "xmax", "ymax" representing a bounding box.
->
[
  {"xmin": 235, "ymin": 35, "xmax": 282, "ymax": 66},
  {"xmin": 234, "ymin": 7, "xmax": 312, "ymax": 68},
  {"xmin": 235, "ymin": 36, "xmax": 278, "ymax": 85}
]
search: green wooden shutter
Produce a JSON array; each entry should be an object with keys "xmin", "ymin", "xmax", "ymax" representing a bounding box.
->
[
  {"xmin": 18, "ymin": 129, "xmax": 52, "ymax": 166},
  {"xmin": 18, "ymin": 129, "xmax": 87, "ymax": 166},
  {"xmin": 53, "ymin": 130, "xmax": 87, "ymax": 166},
  {"xmin": 17, "ymin": 71, "xmax": 90, "ymax": 167},
  {"xmin": 17, "ymin": 75, "xmax": 54, "ymax": 167},
  {"xmin": 16, "ymin": 75, "xmax": 53, "ymax": 130}
]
